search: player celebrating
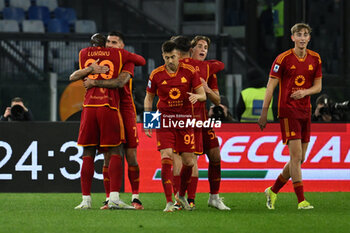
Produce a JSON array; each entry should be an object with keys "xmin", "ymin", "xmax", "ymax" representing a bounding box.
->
[
  {"xmin": 83, "ymin": 31, "xmax": 143, "ymax": 210},
  {"xmin": 172, "ymin": 35, "xmax": 229, "ymax": 210},
  {"xmin": 70, "ymin": 33, "xmax": 146, "ymax": 210},
  {"xmin": 144, "ymin": 40, "xmax": 206, "ymax": 212},
  {"xmin": 258, "ymin": 23, "xmax": 322, "ymax": 210}
]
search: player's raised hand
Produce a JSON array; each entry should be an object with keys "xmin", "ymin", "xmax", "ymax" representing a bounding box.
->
[
  {"xmin": 145, "ymin": 128, "xmax": 152, "ymax": 138},
  {"xmin": 90, "ymin": 59, "xmax": 109, "ymax": 74},
  {"xmin": 187, "ymin": 92, "xmax": 199, "ymax": 104},
  {"xmin": 83, "ymin": 77, "xmax": 95, "ymax": 89},
  {"xmin": 258, "ymin": 115, "xmax": 267, "ymax": 131}
]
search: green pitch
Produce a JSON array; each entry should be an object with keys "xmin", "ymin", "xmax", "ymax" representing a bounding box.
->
[{"xmin": 0, "ymin": 192, "xmax": 349, "ymax": 233}]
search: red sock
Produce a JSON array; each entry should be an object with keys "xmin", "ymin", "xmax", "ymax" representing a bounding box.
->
[
  {"xmin": 81, "ymin": 156, "xmax": 94, "ymax": 195},
  {"xmin": 179, "ymin": 164, "xmax": 193, "ymax": 197},
  {"xmin": 187, "ymin": 176, "xmax": 198, "ymax": 200},
  {"xmin": 102, "ymin": 166, "xmax": 110, "ymax": 198},
  {"xmin": 271, "ymin": 174, "xmax": 289, "ymax": 194},
  {"xmin": 293, "ymin": 181, "xmax": 305, "ymax": 203},
  {"xmin": 161, "ymin": 158, "xmax": 173, "ymax": 203},
  {"xmin": 108, "ymin": 155, "xmax": 123, "ymax": 192},
  {"xmin": 208, "ymin": 161, "xmax": 221, "ymax": 194},
  {"xmin": 128, "ymin": 165, "xmax": 140, "ymax": 194},
  {"xmin": 173, "ymin": 175, "xmax": 180, "ymax": 196}
]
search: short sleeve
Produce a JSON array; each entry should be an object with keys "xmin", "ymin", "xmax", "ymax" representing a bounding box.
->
[
  {"xmin": 122, "ymin": 62, "xmax": 135, "ymax": 77},
  {"xmin": 269, "ymin": 57, "xmax": 283, "ymax": 79},
  {"xmin": 207, "ymin": 74, "xmax": 218, "ymax": 91}
]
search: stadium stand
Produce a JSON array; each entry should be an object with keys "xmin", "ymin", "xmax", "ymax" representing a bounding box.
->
[
  {"xmin": 0, "ymin": 0, "xmax": 5, "ymax": 13},
  {"xmin": 22, "ymin": 19, "xmax": 45, "ymax": 33},
  {"xmin": 28, "ymin": 5, "xmax": 50, "ymax": 26},
  {"xmin": 74, "ymin": 20, "xmax": 96, "ymax": 33},
  {"xmin": 3, "ymin": 7, "xmax": 25, "ymax": 22},
  {"xmin": 9, "ymin": 0, "xmax": 31, "ymax": 11},
  {"xmin": 54, "ymin": 7, "xmax": 77, "ymax": 26},
  {"xmin": 0, "ymin": 19, "xmax": 19, "ymax": 32},
  {"xmin": 47, "ymin": 18, "xmax": 69, "ymax": 33},
  {"xmin": 35, "ymin": 0, "xmax": 58, "ymax": 12}
]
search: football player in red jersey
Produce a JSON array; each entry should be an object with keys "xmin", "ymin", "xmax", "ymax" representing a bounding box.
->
[
  {"xmin": 70, "ymin": 33, "xmax": 146, "ymax": 210},
  {"xmin": 144, "ymin": 40, "xmax": 206, "ymax": 211},
  {"xmin": 258, "ymin": 23, "xmax": 322, "ymax": 210},
  {"xmin": 83, "ymin": 31, "xmax": 144, "ymax": 210},
  {"xmin": 171, "ymin": 35, "xmax": 230, "ymax": 210}
]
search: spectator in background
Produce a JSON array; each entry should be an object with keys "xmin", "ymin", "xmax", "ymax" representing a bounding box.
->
[
  {"xmin": 236, "ymin": 69, "xmax": 274, "ymax": 122},
  {"xmin": 312, "ymin": 94, "xmax": 349, "ymax": 122},
  {"xmin": 0, "ymin": 97, "xmax": 33, "ymax": 121},
  {"xmin": 208, "ymin": 95, "xmax": 235, "ymax": 122}
]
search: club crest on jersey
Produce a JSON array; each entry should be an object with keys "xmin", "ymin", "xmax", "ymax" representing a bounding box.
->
[
  {"xmin": 295, "ymin": 75, "xmax": 305, "ymax": 86},
  {"xmin": 169, "ymin": 88, "xmax": 181, "ymax": 100},
  {"xmin": 148, "ymin": 80, "xmax": 152, "ymax": 88},
  {"xmin": 181, "ymin": 77, "xmax": 187, "ymax": 83},
  {"xmin": 309, "ymin": 64, "xmax": 313, "ymax": 70},
  {"xmin": 273, "ymin": 64, "xmax": 280, "ymax": 72}
]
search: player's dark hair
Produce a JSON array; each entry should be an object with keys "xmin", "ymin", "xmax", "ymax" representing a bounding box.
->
[
  {"xmin": 161, "ymin": 40, "xmax": 177, "ymax": 53},
  {"xmin": 171, "ymin": 35, "xmax": 191, "ymax": 53},
  {"xmin": 108, "ymin": 31, "xmax": 125, "ymax": 43},
  {"xmin": 90, "ymin": 33, "xmax": 106, "ymax": 47}
]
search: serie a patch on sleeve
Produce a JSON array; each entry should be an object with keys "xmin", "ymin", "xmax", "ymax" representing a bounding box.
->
[{"xmin": 273, "ymin": 64, "xmax": 280, "ymax": 73}]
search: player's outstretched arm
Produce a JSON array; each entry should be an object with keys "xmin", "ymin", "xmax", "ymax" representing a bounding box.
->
[
  {"xmin": 83, "ymin": 72, "xmax": 131, "ymax": 89},
  {"xmin": 207, "ymin": 60, "xmax": 225, "ymax": 75},
  {"xmin": 258, "ymin": 77, "xmax": 278, "ymax": 131},
  {"xmin": 144, "ymin": 92, "xmax": 155, "ymax": 137},
  {"xmin": 124, "ymin": 51, "xmax": 146, "ymax": 66}
]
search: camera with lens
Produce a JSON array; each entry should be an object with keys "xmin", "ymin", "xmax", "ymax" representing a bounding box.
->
[
  {"xmin": 212, "ymin": 105, "xmax": 225, "ymax": 121},
  {"xmin": 316, "ymin": 94, "xmax": 350, "ymax": 122},
  {"xmin": 10, "ymin": 104, "xmax": 26, "ymax": 121},
  {"xmin": 319, "ymin": 100, "xmax": 350, "ymax": 115}
]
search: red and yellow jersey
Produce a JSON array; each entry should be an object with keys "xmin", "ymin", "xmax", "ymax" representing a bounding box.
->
[
  {"xmin": 180, "ymin": 58, "xmax": 224, "ymax": 120},
  {"xmin": 79, "ymin": 47, "xmax": 145, "ymax": 110},
  {"xmin": 146, "ymin": 62, "xmax": 202, "ymax": 115},
  {"xmin": 119, "ymin": 62, "xmax": 135, "ymax": 110},
  {"xmin": 269, "ymin": 49, "xmax": 322, "ymax": 119}
]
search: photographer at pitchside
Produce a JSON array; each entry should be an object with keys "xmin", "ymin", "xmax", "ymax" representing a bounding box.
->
[{"xmin": 0, "ymin": 97, "xmax": 34, "ymax": 121}]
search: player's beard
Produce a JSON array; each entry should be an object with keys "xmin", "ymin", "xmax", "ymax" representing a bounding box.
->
[{"xmin": 167, "ymin": 63, "xmax": 176, "ymax": 72}]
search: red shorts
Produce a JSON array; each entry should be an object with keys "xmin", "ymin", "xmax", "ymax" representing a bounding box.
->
[
  {"xmin": 279, "ymin": 117, "xmax": 310, "ymax": 144},
  {"xmin": 156, "ymin": 128, "xmax": 195, "ymax": 153},
  {"xmin": 194, "ymin": 128, "xmax": 203, "ymax": 154},
  {"xmin": 78, "ymin": 107, "xmax": 125, "ymax": 147},
  {"xmin": 120, "ymin": 105, "xmax": 139, "ymax": 149},
  {"xmin": 202, "ymin": 127, "xmax": 220, "ymax": 152}
]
